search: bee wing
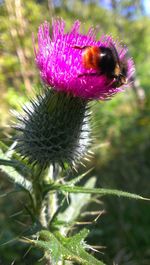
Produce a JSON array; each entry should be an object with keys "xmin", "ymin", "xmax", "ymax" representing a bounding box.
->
[{"xmin": 109, "ymin": 42, "xmax": 121, "ymax": 67}]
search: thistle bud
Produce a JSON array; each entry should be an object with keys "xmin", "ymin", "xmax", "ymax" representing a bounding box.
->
[{"xmin": 15, "ymin": 89, "xmax": 91, "ymax": 168}]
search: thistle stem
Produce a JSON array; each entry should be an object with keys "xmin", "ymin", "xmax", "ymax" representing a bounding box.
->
[
  {"xmin": 32, "ymin": 174, "xmax": 47, "ymax": 227},
  {"xmin": 47, "ymin": 164, "xmax": 58, "ymax": 221},
  {"xmin": 32, "ymin": 166, "xmax": 58, "ymax": 265},
  {"xmin": 45, "ymin": 165, "xmax": 59, "ymax": 265}
]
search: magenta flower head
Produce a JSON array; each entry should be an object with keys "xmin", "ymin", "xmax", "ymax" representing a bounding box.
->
[{"xmin": 34, "ymin": 19, "xmax": 134, "ymax": 100}]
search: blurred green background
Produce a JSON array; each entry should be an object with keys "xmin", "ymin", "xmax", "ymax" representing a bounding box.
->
[{"xmin": 0, "ymin": 0, "xmax": 150, "ymax": 264}]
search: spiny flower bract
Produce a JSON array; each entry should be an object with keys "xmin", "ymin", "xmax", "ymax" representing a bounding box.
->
[{"xmin": 15, "ymin": 89, "xmax": 91, "ymax": 168}]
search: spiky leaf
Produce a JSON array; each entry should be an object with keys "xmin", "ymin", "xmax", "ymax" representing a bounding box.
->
[
  {"xmin": 0, "ymin": 148, "xmax": 32, "ymax": 192},
  {"xmin": 23, "ymin": 229, "xmax": 105, "ymax": 265},
  {"xmin": 44, "ymin": 182, "xmax": 149, "ymax": 201}
]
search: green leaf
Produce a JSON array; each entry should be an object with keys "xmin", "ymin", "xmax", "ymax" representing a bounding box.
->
[
  {"xmin": 58, "ymin": 177, "xmax": 96, "ymax": 231},
  {"xmin": 0, "ymin": 140, "xmax": 9, "ymax": 153},
  {"xmin": 44, "ymin": 183, "xmax": 149, "ymax": 201},
  {"xmin": 68, "ymin": 168, "xmax": 94, "ymax": 185},
  {"xmin": 0, "ymin": 149, "xmax": 32, "ymax": 192},
  {"xmin": 23, "ymin": 229, "xmax": 105, "ymax": 265},
  {"xmin": 0, "ymin": 158, "xmax": 21, "ymax": 167}
]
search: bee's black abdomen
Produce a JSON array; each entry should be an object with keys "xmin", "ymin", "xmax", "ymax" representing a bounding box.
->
[{"xmin": 99, "ymin": 46, "xmax": 116, "ymax": 76}]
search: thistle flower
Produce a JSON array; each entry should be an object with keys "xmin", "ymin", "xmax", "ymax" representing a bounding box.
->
[
  {"xmin": 34, "ymin": 19, "xmax": 134, "ymax": 100},
  {"xmin": 15, "ymin": 19, "xmax": 134, "ymax": 169}
]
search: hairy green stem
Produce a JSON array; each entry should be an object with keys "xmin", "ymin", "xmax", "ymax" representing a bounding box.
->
[
  {"xmin": 45, "ymin": 165, "xmax": 59, "ymax": 265},
  {"xmin": 47, "ymin": 165, "xmax": 58, "ymax": 221},
  {"xmin": 32, "ymin": 177, "xmax": 46, "ymax": 227}
]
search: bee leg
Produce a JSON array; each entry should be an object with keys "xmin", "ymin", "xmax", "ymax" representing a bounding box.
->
[
  {"xmin": 72, "ymin": 45, "xmax": 91, "ymax": 50},
  {"xmin": 78, "ymin": 72, "xmax": 102, "ymax": 77}
]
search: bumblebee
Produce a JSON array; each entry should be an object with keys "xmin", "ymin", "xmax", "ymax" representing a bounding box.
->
[{"xmin": 73, "ymin": 44, "xmax": 128, "ymax": 87}]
